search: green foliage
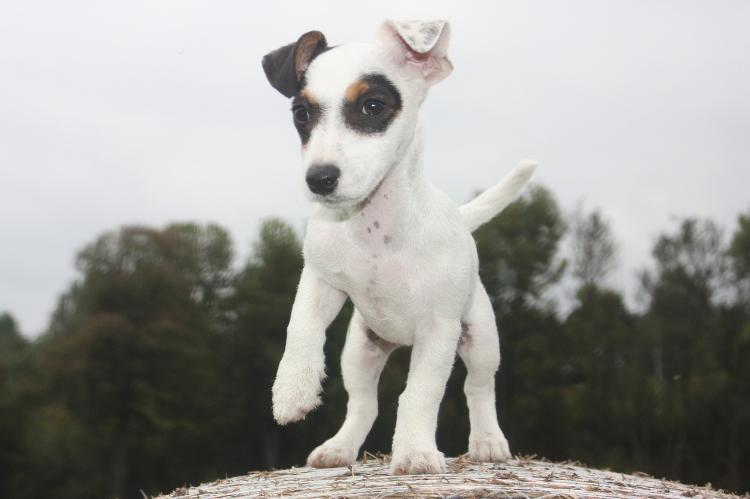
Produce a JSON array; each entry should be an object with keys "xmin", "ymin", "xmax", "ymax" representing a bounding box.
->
[
  {"xmin": 0, "ymin": 312, "xmax": 26, "ymax": 353},
  {"xmin": 9, "ymin": 224, "xmax": 232, "ymax": 498},
  {"xmin": 474, "ymin": 184, "xmax": 566, "ymax": 313},
  {"xmin": 571, "ymin": 209, "xmax": 617, "ymax": 287},
  {"xmin": 215, "ymin": 217, "xmax": 307, "ymax": 471},
  {"xmin": 729, "ymin": 211, "xmax": 750, "ymax": 277},
  {"xmin": 634, "ymin": 217, "xmax": 747, "ymax": 488},
  {"xmin": 0, "ymin": 312, "xmax": 29, "ymax": 499},
  {"xmin": 2, "ymin": 196, "xmax": 750, "ymax": 497},
  {"xmin": 729, "ymin": 210, "xmax": 750, "ymax": 307}
]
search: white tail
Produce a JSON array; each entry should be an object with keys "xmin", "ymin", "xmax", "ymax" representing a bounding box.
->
[{"xmin": 459, "ymin": 160, "xmax": 538, "ymax": 232}]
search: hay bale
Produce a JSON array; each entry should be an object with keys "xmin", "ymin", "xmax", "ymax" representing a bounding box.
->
[{"xmin": 157, "ymin": 455, "xmax": 743, "ymax": 498}]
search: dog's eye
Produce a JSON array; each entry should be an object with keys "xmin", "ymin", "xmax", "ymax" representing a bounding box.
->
[
  {"xmin": 293, "ymin": 105, "xmax": 310, "ymax": 124},
  {"xmin": 361, "ymin": 99, "xmax": 385, "ymax": 116}
]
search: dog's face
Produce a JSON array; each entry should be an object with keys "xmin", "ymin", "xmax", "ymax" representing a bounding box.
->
[{"xmin": 262, "ymin": 20, "xmax": 453, "ymax": 209}]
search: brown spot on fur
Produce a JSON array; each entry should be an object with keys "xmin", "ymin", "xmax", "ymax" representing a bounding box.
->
[
  {"xmin": 360, "ymin": 195, "xmax": 372, "ymax": 209},
  {"xmin": 384, "ymin": 235, "xmax": 392, "ymax": 244},
  {"xmin": 374, "ymin": 221, "xmax": 380, "ymax": 229},
  {"xmin": 344, "ymin": 79, "xmax": 370, "ymax": 102},
  {"xmin": 367, "ymin": 227, "xmax": 371, "ymax": 234},
  {"xmin": 300, "ymin": 88, "xmax": 318, "ymax": 105},
  {"xmin": 459, "ymin": 321, "xmax": 471, "ymax": 347}
]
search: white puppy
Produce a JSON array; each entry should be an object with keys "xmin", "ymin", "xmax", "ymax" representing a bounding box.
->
[{"xmin": 262, "ymin": 19, "xmax": 536, "ymax": 475}]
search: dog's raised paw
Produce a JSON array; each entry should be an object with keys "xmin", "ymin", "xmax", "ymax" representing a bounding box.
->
[
  {"xmin": 271, "ymin": 361, "xmax": 323, "ymax": 425},
  {"xmin": 307, "ymin": 443, "xmax": 357, "ymax": 468},
  {"xmin": 390, "ymin": 449, "xmax": 446, "ymax": 475},
  {"xmin": 468, "ymin": 434, "xmax": 511, "ymax": 462}
]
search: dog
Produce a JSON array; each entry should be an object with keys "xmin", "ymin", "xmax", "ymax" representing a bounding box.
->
[{"xmin": 261, "ymin": 19, "xmax": 536, "ymax": 475}]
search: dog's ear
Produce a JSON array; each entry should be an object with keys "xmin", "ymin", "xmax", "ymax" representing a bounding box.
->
[
  {"xmin": 262, "ymin": 31, "xmax": 328, "ymax": 98},
  {"xmin": 378, "ymin": 20, "xmax": 452, "ymax": 85}
]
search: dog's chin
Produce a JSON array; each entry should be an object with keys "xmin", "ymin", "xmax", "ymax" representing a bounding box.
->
[
  {"xmin": 314, "ymin": 194, "xmax": 362, "ymax": 211},
  {"xmin": 312, "ymin": 186, "xmax": 379, "ymax": 211}
]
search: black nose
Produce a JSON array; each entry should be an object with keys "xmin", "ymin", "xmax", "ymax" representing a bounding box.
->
[{"xmin": 306, "ymin": 164, "xmax": 340, "ymax": 196}]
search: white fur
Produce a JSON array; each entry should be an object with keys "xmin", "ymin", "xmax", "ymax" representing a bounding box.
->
[
  {"xmin": 270, "ymin": 19, "xmax": 535, "ymax": 475},
  {"xmin": 460, "ymin": 160, "xmax": 538, "ymax": 232}
]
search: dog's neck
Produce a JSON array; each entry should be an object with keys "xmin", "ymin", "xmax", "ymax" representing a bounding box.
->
[{"xmin": 316, "ymin": 117, "xmax": 428, "ymax": 238}]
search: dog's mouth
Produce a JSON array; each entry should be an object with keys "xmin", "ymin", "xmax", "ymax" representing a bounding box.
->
[
  {"xmin": 310, "ymin": 165, "xmax": 392, "ymax": 211},
  {"xmin": 317, "ymin": 178, "xmax": 386, "ymax": 210},
  {"xmin": 311, "ymin": 192, "xmax": 356, "ymax": 207},
  {"xmin": 314, "ymin": 188, "xmax": 375, "ymax": 211},
  {"xmin": 317, "ymin": 195, "xmax": 349, "ymax": 206}
]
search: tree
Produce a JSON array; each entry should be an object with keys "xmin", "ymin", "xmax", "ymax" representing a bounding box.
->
[
  {"xmin": 0, "ymin": 313, "xmax": 29, "ymax": 499},
  {"xmin": 638, "ymin": 218, "xmax": 735, "ymax": 487},
  {"xmin": 4, "ymin": 199, "xmax": 750, "ymax": 496},
  {"xmin": 474, "ymin": 185, "xmax": 567, "ymax": 314},
  {"xmin": 18, "ymin": 223, "xmax": 232, "ymax": 499},
  {"xmin": 558, "ymin": 210, "xmax": 641, "ymax": 467},
  {"xmin": 728, "ymin": 210, "xmax": 750, "ymax": 308},
  {"xmin": 560, "ymin": 286, "xmax": 640, "ymax": 464},
  {"xmin": 216, "ymin": 218, "xmax": 306, "ymax": 472},
  {"xmin": 722, "ymin": 210, "xmax": 750, "ymax": 488},
  {"xmin": 570, "ymin": 208, "xmax": 617, "ymax": 288},
  {"xmin": 0, "ymin": 312, "xmax": 25, "ymax": 353}
]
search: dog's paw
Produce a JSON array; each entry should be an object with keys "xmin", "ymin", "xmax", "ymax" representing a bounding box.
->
[
  {"xmin": 271, "ymin": 360, "xmax": 324, "ymax": 425},
  {"xmin": 307, "ymin": 443, "xmax": 357, "ymax": 468},
  {"xmin": 390, "ymin": 449, "xmax": 446, "ymax": 475},
  {"xmin": 468, "ymin": 433, "xmax": 511, "ymax": 462}
]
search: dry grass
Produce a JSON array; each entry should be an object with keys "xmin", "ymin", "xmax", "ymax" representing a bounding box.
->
[{"xmin": 156, "ymin": 455, "xmax": 745, "ymax": 498}]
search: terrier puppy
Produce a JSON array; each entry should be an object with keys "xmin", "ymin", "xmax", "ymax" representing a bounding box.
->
[{"xmin": 262, "ymin": 19, "xmax": 536, "ymax": 475}]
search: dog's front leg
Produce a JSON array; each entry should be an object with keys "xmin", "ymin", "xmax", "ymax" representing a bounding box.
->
[
  {"xmin": 390, "ymin": 318, "xmax": 460, "ymax": 474},
  {"xmin": 272, "ymin": 266, "xmax": 346, "ymax": 425}
]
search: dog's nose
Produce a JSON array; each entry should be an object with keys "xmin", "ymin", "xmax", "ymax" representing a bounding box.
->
[{"xmin": 306, "ymin": 164, "xmax": 340, "ymax": 196}]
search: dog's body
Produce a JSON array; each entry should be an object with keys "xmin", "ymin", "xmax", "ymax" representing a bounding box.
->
[{"xmin": 262, "ymin": 20, "xmax": 536, "ymax": 475}]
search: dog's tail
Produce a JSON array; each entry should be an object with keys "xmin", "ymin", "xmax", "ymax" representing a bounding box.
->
[{"xmin": 459, "ymin": 160, "xmax": 538, "ymax": 233}]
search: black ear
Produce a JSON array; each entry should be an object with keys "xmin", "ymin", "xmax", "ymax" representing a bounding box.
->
[{"xmin": 262, "ymin": 30, "xmax": 328, "ymax": 98}]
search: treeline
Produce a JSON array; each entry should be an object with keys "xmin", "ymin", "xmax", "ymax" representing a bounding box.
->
[{"xmin": 1, "ymin": 185, "xmax": 748, "ymax": 498}]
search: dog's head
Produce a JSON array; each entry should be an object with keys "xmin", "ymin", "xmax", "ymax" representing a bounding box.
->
[{"xmin": 262, "ymin": 20, "xmax": 452, "ymax": 208}]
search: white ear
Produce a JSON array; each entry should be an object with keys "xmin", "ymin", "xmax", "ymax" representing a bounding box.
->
[{"xmin": 378, "ymin": 19, "xmax": 453, "ymax": 85}]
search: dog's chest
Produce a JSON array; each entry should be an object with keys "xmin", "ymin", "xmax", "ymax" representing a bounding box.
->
[
  {"xmin": 310, "ymin": 216, "xmax": 407, "ymax": 290},
  {"xmin": 304, "ymin": 185, "xmax": 477, "ymax": 343},
  {"xmin": 305, "ymin": 207, "xmax": 419, "ymax": 330}
]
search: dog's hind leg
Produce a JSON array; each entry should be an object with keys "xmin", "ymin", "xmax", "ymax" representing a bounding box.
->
[
  {"xmin": 458, "ymin": 279, "xmax": 511, "ymax": 462},
  {"xmin": 307, "ymin": 310, "xmax": 396, "ymax": 468}
]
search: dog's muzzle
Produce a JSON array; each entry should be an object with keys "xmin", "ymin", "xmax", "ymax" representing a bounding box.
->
[{"xmin": 306, "ymin": 164, "xmax": 340, "ymax": 196}]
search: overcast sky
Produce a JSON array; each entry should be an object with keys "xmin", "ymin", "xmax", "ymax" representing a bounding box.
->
[{"xmin": 1, "ymin": 1, "xmax": 749, "ymax": 337}]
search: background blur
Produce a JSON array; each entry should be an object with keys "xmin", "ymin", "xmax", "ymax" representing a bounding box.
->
[{"xmin": 1, "ymin": 1, "xmax": 749, "ymax": 497}]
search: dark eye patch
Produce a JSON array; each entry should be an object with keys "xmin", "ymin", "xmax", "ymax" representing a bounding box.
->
[
  {"xmin": 342, "ymin": 73, "xmax": 402, "ymax": 134},
  {"xmin": 291, "ymin": 90, "xmax": 321, "ymax": 145}
]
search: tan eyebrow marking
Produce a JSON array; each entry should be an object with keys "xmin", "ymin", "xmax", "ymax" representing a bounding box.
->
[
  {"xmin": 300, "ymin": 88, "xmax": 318, "ymax": 104},
  {"xmin": 344, "ymin": 80, "xmax": 369, "ymax": 102}
]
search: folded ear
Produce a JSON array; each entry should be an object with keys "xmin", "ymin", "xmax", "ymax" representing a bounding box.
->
[
  {"xmin": 378, "ymin": 20, "xmax": 452, "ymax": 85},
  {"xmin": 262, "ymin": 31, "xmax": 328, "ymax": 98}
]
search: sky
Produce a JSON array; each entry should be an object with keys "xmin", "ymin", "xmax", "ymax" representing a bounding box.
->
[{"xmin": 1, "ymin": 1, "xmax": 749, "ymax": 337}]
